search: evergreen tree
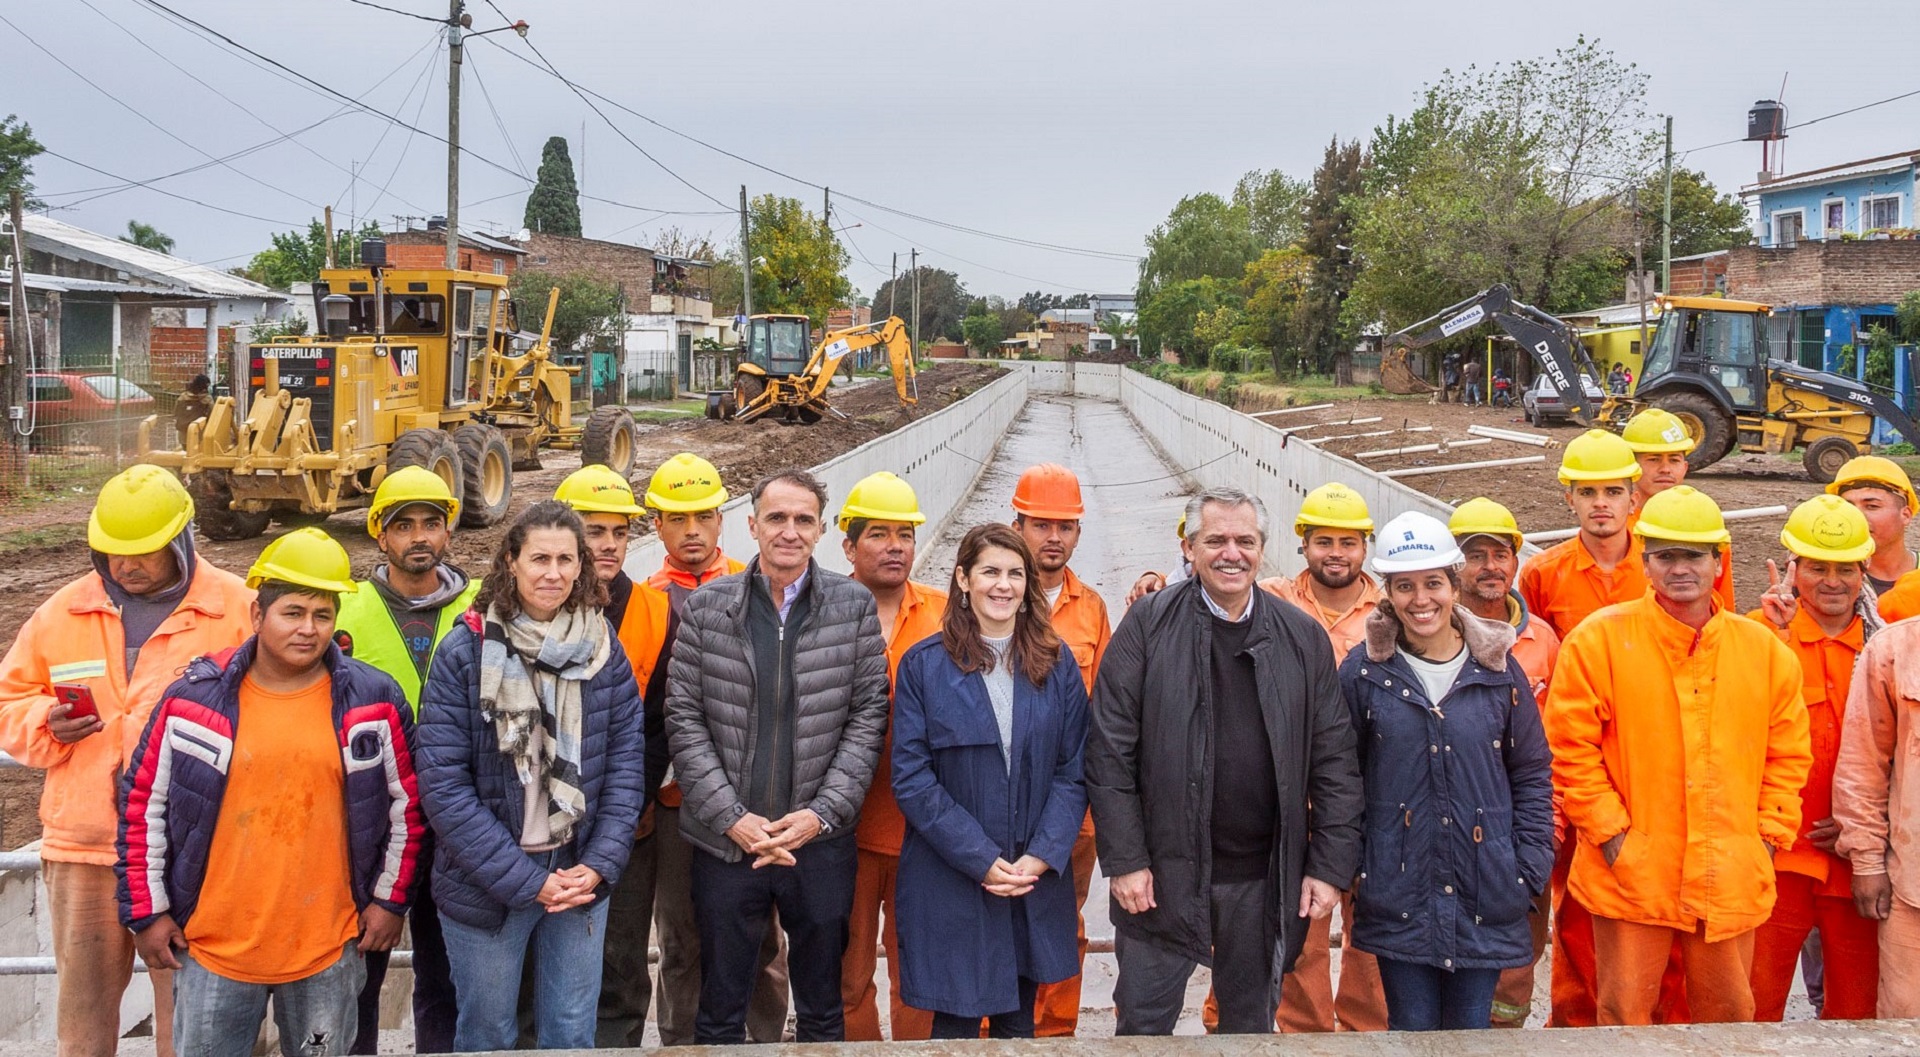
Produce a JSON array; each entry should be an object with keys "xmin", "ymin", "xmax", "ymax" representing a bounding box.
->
[
  {"xmin": 523, "ymin": 137, "xmax": 582, "ymax": 236},
  {"xmin": 1299, "ymin": 139, "xmax": 1366, "ymax": 369}
]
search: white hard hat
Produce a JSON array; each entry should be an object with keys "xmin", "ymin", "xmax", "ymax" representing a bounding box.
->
[{"xmin": 1371, "ymin": 511, "xmax": 1465, "ymax": 574}]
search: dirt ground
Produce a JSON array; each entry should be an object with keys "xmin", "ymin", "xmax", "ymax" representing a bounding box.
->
[
  {"xmin": 0, "ymin": 360, "xmax": 1002, "ymax": 849},
  {"xmin": 1256, "ymin": 395, "xmax": 1842, "ymax": 616}
]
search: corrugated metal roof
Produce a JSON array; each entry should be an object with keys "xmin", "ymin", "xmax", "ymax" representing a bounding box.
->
[
  {"xmin": 1741, "ymin": 154, "xmax": 1919, "ymax": 197},
  {"xmin": 20, "ymin": 216, "xmax": 286, "ymax": 300},
  {"xmin": 0, "ymin": 270, "xmax": 204, "ymax": 298}
]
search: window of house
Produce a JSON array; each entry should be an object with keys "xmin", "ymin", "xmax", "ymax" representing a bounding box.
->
[
  {"xmin": 1823, "ymin": 199, "xmax": 1846, "ymax": 237},
  {"xmin": 1863, "ymin": 194, "xmax": 1903, "ymax": 232},
  {"xmin": 1774, "ymin": 211, "xmax": 1805, "ymax": 246}
]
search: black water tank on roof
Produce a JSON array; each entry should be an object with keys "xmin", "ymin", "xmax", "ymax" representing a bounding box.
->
[{"xmin": 1748, "ymin": 100, "xmax": 1788, "ymax": 141}]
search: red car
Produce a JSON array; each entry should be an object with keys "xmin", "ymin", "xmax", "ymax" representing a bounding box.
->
[{"xmin": 28, "ymin": 371, "xmax": 155, "ymax": 446}]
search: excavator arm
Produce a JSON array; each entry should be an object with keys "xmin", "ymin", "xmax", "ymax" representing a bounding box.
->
[
  {"xmin": 1382, "ymin": 284, "xmax": 1605, "ymax": 425},
  {"xmin": 807, "ymin": 317, "xmax": 917, "ymax": 405}
]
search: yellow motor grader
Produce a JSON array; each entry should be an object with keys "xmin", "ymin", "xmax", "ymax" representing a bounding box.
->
[{"xmin": 141, "ymin": 239, "xmax": 640, "ymax": 538}]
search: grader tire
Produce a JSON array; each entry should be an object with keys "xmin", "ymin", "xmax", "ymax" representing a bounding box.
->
[
  {"xmin": 582, "ymin": 407, "xmax": 639, "ymax": 477},
  {"xmin": 388, "ymin": 429, "xmax": 465, "ymax": 512},
  {"xmin": 188, "ymin": 472, "xmax": 271, "ymax": 541},
  {"xmin": 454, "ymin": 423, "xmax": 514, "ymax": 528}
]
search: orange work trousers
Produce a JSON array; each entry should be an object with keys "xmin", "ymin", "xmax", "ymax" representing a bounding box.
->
[
  {"xmin": 1548, "ymin": 849, "xmax": 1690, "ymax": 1026},
  {"xmin": 842, "ymin": 848, "xmax": 933, "ymax": 1041},
  {"xmin": 1752, "ymin": 871, "xmax": 1879, "ymax": 1021},
  {"xmin": 1033, "ymin": 811, "xmax": 1097, "ymax": 1037},
  {"xmin": 1490, "ymin": 889, "xmax": 1551, "ymax": 1027},
  {"xmin": 1592, "ymin": 916, "xmax": 1755, "ymax": 1025}
]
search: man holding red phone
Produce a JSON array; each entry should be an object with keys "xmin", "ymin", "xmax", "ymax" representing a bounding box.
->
[{"xmin": 0, "ymin": 466, "xmax": 254, "ymax": 1057}]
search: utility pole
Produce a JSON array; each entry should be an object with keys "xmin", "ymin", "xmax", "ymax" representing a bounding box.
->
[
  {"xmin": 910, "ymin": 248, "xmax": 920, "ymax": 357},
  {"xmin": 823, "ymin": 186, "xmax": 831, "ymax": 227},
  {"xmin": 739, "ymin": 185, "xmax": 752, "ymax": 320},
  {"xmin": 5, "ymin": 190, "xmax": 28, "ymax": 484},
  {"xmin": 1661, "ymin": 115, "xmax": 1674, "ymax": 293},
  {"xmin": 444, "ymin": 0, "xmax": 465, "ymax": 270},
  {"xmin": 1632, "ymin": 185, "xmax": 1648, "ymax": 359},
  {"xmin": 888, "ymin": 252, "xmax": 897, "ymax": 320}
]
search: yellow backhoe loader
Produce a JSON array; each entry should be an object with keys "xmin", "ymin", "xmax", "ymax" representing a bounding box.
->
[
  {"xmin": 140, "ymin": 238, "xmax": 640, "ymax": 538},
  {"xmin": 704, "ymin": 315, "xmax": 917, "ymax": 423}
]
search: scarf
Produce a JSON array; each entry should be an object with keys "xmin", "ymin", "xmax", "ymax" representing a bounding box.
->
[{"xmin": 478, "ymin": 601, "xmax": 611, "ymax": 847}]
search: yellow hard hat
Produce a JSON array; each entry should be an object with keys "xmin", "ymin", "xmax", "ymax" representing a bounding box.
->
[
  {"xmin": 1448, "ymin": 497, "xmax": 1522, "ymax": 548},
  {"xmin": 556, "ymin": 464, "xmax": 645, "ymax": 516},
  {"xmin": 1632, "ymin": 485, "xmax": 1730, "ymax": 546},
  {"xmin": 1780, "ymin": 494, "xmax": 1874, "ymax": 563},
  {"xmin": 1622, "ymin": 407, "xmax": 1696, "ymax": 454},
  {"xmin": 246, "ymin": 527, "xmax": 358, "ymax": 594},
  {"xmin": 643, "ymin": 453, "xmax": 729, "ymax": 513},
  {"xmin": 1176, "ymin": 512, "xmax": 1187, "ymax": 540},
  {"xmin": 1559, "ymin": 429, "xmax": 1643, "ymax": 486},
  {"xmin": 1295, "ymin": 482, "xmax": 1373, "ymax": 536},
  {"xmin": 89, "ymin": 465, "xmax": 194, "ymax": 556},
  {"xmin": 366, "ymin": 465, "xmax": 461, "ymax": 539},
  {"xmin": 1827, "ymin": 455, "xmax": 1919, "ymax": 514},
  {"xmin": 837, "ymin": 471, "xmax": 926, "ymax": 532}
]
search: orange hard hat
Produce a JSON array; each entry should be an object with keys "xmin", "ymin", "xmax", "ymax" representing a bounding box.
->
[{"xmin": 1011, "ymin": 463, "xmax": 1085, "ymax": 520}]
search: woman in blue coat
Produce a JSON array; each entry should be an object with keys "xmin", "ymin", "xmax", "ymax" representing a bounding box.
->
[
  {"xmin": 415, "ymin": 501, "xmax": 646, "ymax": 1052},
  {"xmin": 1340, "ymin": 512, "xmax": 1553, "ymax": 1031},
  {"xmin": 892, "ymin": 523, "xmax": 1089, "ymax": 1038}
]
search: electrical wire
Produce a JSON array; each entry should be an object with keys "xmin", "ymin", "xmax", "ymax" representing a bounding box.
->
[
  {"xmin": 357, "ymin": 35, "xmax": 443, "ymax": 223},
  {"xmin": 466, "ymin": 48, "xmax": 529, "ymax": 178},
  {"xmin": 340, "ymin": 0, "xmax": 446, "ymax": 22},
  {"xmin": 40, "ymin": 149, "xmax": 307, "ymax": 226},
  {"xmin": 1680, "ymin": 86, "xmax": 1920, "ymax": 157},
  {"xmin": 836, "ymin": 205, "xmax": 1100, "ymax": 294},
  {"xmin": 0, "ymin": 10, "xmax": 326, "ymax": 213}
]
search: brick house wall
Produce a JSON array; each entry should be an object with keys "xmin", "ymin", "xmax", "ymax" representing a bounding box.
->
[
  {"xmin": 381, "ymin": 231, "xmax": 520, "ymax": 276},
  {"xmin": 1726, "ymin": 240, "xmax": 1920, "ymax": 305},
  {"xmin": 519, "ymin": 233, "xmax": 653, "ymax": 301},
  {"xmin": 1667, "ymin": 252, "xmax": 1730, "ymax": 297},
  {"xmin": 145, "ymin": 326, "xmax": 233, "ymax": 390}
]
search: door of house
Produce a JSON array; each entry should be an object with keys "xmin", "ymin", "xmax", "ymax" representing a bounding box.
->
[{"xmin": 678, "ymin": 333, "xmax": 692, "ymax": 393}]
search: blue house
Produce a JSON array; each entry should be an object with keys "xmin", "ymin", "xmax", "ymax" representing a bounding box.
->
[{"xmin": 1746, "ymin": 149, "xmax": 1917, "ymax": 247}]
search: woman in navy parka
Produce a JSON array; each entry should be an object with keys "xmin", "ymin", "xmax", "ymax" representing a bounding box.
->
[
  {"xmin": 891, "ymin": 523, "xmax": 1089, "ymax": 1038},
  {"xmin": 1340, "ymin": 512, "xmax": 1553, "ymax": 1031}
]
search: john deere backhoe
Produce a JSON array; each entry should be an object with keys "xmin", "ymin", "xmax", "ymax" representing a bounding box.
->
[
  {"xmin": 1382, "ymin": 284, "xmax": 1920, "ymax": 483},
  {"xmin": 704, "ymin": 314, "xmax": 917, "ymax": 424},
  {"xmin": 141, "ymin": 239, "xmax": 640, "ymax": 538}
]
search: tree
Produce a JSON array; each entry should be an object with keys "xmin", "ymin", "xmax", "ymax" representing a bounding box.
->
[
  {"xmin": 1136, "ymin": 193, "xmax": 1258, "ymax": 303},
  {"xmin": 1298, "ymin": 139, "xmax": 1367, "ymax": 369},
  {"xmin": 523, "ymin": 137, "xmax": 582, "ymax": 237},
  {"xmin": 650, "ymin": 225, "xmax": 719, "ymax": 261},
  {"xmin": 1238, "ymin": 248, "xmax": 1313, "ymax": 359},
  {"xmin": 120, "ymin": 221, "xmax": 174, "ymax": 254},
  {"xmin": 732, "ymin": 194, "xmax": 850, "ymax": 326},
  {"xmin": 1348, "ymin": 37, "xmax": 1658, "ymax": 330},
  {"xmin": 238, "ymin": 219, "xmax": 385, "ymax": 289},
  {"xmin": 871, "ymin": 266, "xmax": 968, "ymax": 340},
  {"xmin": 0, "ymin": 115, "xmax": 44, "ymax": 208},
  {"xmin": 1641, "ymin": 167, "xmax": 1750, "ymax": 260},
  {"xmin": 1136, "ymin": 277, "xmax": 1239, "ymax": 365},
  {"xmin": 961, "ymin": 311, "xmax": 1004, "ymax": 356},
  {"xmin": 511, "ymin": 269, "xmax": 624, "ymax": 350},
  {"xmin": 1233, "ymin": 169, "xmax": 1309, "ymax": 250}
]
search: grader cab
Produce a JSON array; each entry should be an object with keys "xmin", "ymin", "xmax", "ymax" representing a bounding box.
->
[{"xmin": 141, "ymin": 239, "xmax": 639, "ymax": 539}]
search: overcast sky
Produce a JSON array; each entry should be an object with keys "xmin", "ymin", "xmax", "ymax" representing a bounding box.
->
[{"xmin": 4, "ymin": 0, "xmax": 1913, "ymax": 300}]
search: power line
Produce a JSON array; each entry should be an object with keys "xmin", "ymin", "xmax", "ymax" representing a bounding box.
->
[
  {"xmin": 358, "ymin": 36, "xmax": 444, "ymax": 223},
  {"xmin": 0, "ymin": 10, "xmax": 325, "ymax": 213},
  {"xmin": 330, "ymin": 29, "xmax": 444, "ymax": 212},
  {"xmin": 477, "ymin": 2, "xmax": 729, "ymax": 211},
  {"xmin": 466, "ymin": 48, "xmax": 529, "ymax": 178},
  {"xmin": 339, "ymin": 0, "xmax": 445, "ymax": 22},
  {"xmin": 469, "ymin": 35, "xmax": 1142, "ymax": 263},
  {"xmin": 1680, "ymin": 86, "xmax": 1920, "ymax": 157},
  {"xmin": 837, "ymin": 205, "xmax": 1097, "ymax": 294},
  {"xmin": 40, "ymin": 148, "xmax": 306, "ymax": 227}
]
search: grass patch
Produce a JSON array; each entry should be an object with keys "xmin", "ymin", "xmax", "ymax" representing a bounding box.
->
[
  {"xmin": 0, "ymin": 523, "xmax": 86, "ymax": 554},
  {"xmin": 1138, "ymin": 363, "xmax": 1394, "ymax": 411}
]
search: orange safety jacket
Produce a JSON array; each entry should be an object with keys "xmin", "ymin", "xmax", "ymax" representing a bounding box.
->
[
  {"xmin": 1745, "ymin": 606, "xmax": 1865, "ymax": 896},
  {"xmin": 1258, "ymin": 568, "xmax": 1382, "ymax": 658},
  {"xmin": 1517, "ymin": 533, "xmax": 1648, "ymax": 641},
  {"xmin": 1547, "ymin": 593, "xmax": 1811, "ymax": 941},
  {"xmin": 0, "ymin": 563, "xmax": 255, "ymax": 864},
  {"xmin": 854, "ymin": 580, "xmax": 949, "ymax": 857},
  {"xmin": 622, "ymin": 550, "xmax": 742, "ymax": 817},
  {"xmin": 1051, "ymin": 567, "xmax": 1111, "ymax": 694},
  {"xmin": 1878, "ymin": 569, "xmax": 1920, "ymax": 623}
]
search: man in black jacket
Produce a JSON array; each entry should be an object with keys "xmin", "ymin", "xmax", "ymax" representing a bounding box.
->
[
  {"xmin": 1088, "ymin": 485, "xmax": 1363, "ymax": 1035},
  {"xmin": 666, "ymin": 468, "xmax": 890, "ymax": 1044}
]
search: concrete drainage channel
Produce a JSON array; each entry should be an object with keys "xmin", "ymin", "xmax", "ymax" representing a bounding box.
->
[{"xmin": 0, "ymin": 362, "xmax": 1855, "ymax": 1048}]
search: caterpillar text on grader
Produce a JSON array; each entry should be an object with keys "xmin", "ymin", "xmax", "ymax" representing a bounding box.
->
[
  {"xmin": 704, "ymin": 313, "xmax": 917, "ymax": 423},
  {"xmin": 1381, "ymin": 284, "xmax": 1920, "ymax": 483},
  {"xmin": 140, "ymin": 239, "xmax": 640, "ymax": 538}
]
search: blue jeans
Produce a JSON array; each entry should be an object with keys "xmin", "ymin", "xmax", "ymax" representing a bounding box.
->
[
  {"xmin": 439, "ymin": 895, "xmax": 611, "ymax": 1051},
  {"xmin": 174, "ymin": 942, "xmax": 365, "ymax": 1057},
  {"xmin": 1376, "ymin": 958, "xmax": 1502, "ymax": 1031}
]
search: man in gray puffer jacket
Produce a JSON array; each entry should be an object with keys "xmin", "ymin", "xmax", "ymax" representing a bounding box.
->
[{"xmin": 666, "ymin": 468, "xmax": 889, "ymax": 1045}]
